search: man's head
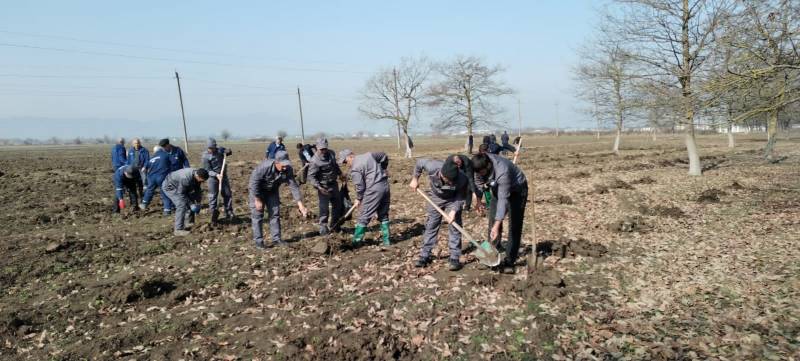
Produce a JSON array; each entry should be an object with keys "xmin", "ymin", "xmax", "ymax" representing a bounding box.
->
[
  {"xmin": 440, "ymin": 158, "xmax": 459, "ymax": 185},
  {"xmin": 276, "ymin": 135, "xmax": 284, "ymax": 144},
  {"xmin": 337, "ymin": 149, "xmax": 354, "ymax": 166},
  {"xmin": 132, "ymin": 138, "xmax": 141, "ymax": 149},
  {"xmin": 118, "ymin": 137, "xmax": 125, "ymax": 145},
  {"xmin": 478, "ymin": 143, "xmax": 489, "ymax": 154},
  {"xmin": 123, "ymin": 166, "xmax": 140, "ymax": 179},
  {"xmin": 159, "ymin": 138, "xmax": 172, "ymax": 151},
  {"xmin": 471, "ymin": 153, "xmax": 493, "ymax": 177},
  {"xmin": 316, "ymin": 138, "xmax": 329, "ymax": 155},
  {"xmin": 274, "ymin": 150, "xmax": 292, "ymax": 172},
  {"xmin": 296, "ymin": 143, "xmax": 304, "ymax": 150},
  {"xmin": 207, "ymin": 138, "xmax": 217, "ymax": 153},
  {"xmin": 447, "ymin": 155, "xmax": 465, "ymax": 169},
  {"xmin": 194, "ymin": 168, "xmax": 210, "ymax": 182},
  {"xmin": 153, "ymin": 145, "xmax": 163, "ymax": 153}
]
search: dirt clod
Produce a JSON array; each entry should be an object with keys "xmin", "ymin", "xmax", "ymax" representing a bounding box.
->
[
  {"xmin": 311, "ymin": 240, "xmax": 330, "ymax": 254},
  {"xmin": 697, "ymin": 188, "xmax": 727, "ymax": 203},
  {"xmin": 607, "ymin": 216, "xmax": 647, "ymax": 233}
]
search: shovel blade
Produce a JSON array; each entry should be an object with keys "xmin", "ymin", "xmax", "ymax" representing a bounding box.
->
[{"xmin": 472, "ymin": 239, "xmax": 502, "ymax": 267}]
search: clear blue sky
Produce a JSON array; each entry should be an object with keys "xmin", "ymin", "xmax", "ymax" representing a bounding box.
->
[{"xmin": 0, "ymin": 0, "xmax": 598, "ymax": 139}]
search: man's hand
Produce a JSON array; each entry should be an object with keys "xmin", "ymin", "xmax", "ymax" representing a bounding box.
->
[
  {"xmin": 225, "ymin": 149, "xmax": 233, "ymax": 156},
  {"xmin": 318, "ymin": 187, "xmax": 330, "ymax": 196},
  {"xmin": 490, "ymin": 221, "xmax": 502, "ymax": 241},
  {"xmin": 408, "ymin": 177, "xmax": 419, "ymax": 191},
  {"xmin": 298, "ymin": 202, "xmax": 309, "ymax": 218},
  {"xmin": 476, "ymin": 201, "xmax": 485, "ymax": 216},
  {"xmin": 216, "ymin": 174, "xmax": 223, "ymax": 182},
  {"xmin": 254, "ymin": 197, "xmax": 264, "ymax": 212},
  {"xmin": 445, "ymin": 209, "xmax": 456, "ymax": 224}
]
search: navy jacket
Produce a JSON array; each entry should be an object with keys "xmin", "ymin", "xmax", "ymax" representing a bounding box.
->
[
  {"xmin": 113, "ymin": 167, "xmax": 141, "ymax": 199},
  {"xmin": 126, "ymin": 146, "xmax": 150, "ymax": 169},
  {"xmin": 145, "ymin": 150, "xmax": 171, "ymax": 179},
  {"xmin": 266, "ymin": 141, "xmax": 286, "ymax": 159},
  {"xmin": 111, "ymin": 144, "xmax": 127, "ymax": 169},
  {"xmin": 168, "ymin": 146, "xmax": 190, "ymax": 172}
]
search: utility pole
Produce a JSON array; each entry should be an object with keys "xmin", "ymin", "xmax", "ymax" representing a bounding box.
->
[
  {"xmin": 517, "ymin": 98, "xmax": 522, "ymax": 138},
  {"xmin": 175, "ymin": 71, "xmax": 190, "ymax": 152},
  {"xmin": 555, "ymin": 100, "xmax": 560, "ymax": 137},
  {"xmin": 393, "ymin": 68, "xmax": 402, "ymax": 151},
  {"xmin": 297, "ymin": 87, "xmax": 305, "ymax": 143}
]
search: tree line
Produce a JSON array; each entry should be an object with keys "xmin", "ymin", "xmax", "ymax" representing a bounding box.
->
[{"xmin": 573, "ymin": 0, "xmax": 799, "ymax": 175}]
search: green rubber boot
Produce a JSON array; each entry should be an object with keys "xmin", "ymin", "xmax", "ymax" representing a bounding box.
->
[
  {"xmin": 353, "ymin": 224, "xmax": 366, "ymax": 246},
  {"xmin": 380, "ymin": 221, "xmax": 391, "ymax": 246}
]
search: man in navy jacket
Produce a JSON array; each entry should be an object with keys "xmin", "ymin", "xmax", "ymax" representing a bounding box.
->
[
  {"xmin": 126, "ymin": 138, "xmax": 149, "ymax": 198},
  {"xmin": 111, "ymin": 137, "xmax": 127, "ymax": 171}
]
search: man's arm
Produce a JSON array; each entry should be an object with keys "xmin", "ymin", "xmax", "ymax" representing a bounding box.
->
[
  {"xmin": 307, "ymin": 158, "xmax": 322, "ymax": 189},
  {"xmin": 202, "ymin": 154, "xmax": 219, "ymax": 178}
]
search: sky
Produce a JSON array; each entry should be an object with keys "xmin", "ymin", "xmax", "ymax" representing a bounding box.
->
[{"xmin": 0, "ymin": 0, "xmax": 599, "ymax": 140}]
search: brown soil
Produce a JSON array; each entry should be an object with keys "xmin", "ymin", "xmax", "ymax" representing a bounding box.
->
[{"xmin": 1, "ymin": 134, "xmax": 799, "ymax": 360}]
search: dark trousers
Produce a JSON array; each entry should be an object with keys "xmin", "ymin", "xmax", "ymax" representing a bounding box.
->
[
  {"xmin": 113, "ymin": 183, "xmax": 139, "ymax": 213},
  {"xmin": 487, "ymin": 183, "xmax": 528, "ymax": 264}
]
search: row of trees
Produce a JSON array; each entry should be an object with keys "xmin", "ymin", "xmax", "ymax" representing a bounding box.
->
[
  {"xmin": 574, "ymin": 0, "xmax": 799, "ymax": 175},
  {"xmin": 359, "ymin": 56, "xmax": 513, "ymax": 157}
]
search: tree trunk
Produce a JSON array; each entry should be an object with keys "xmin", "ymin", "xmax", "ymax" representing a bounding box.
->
[
  {"xmin": 403, "ymin": 129, "xmax": 412, "ymax": 158},
  {"xmin": 685, "ymin": 123, "xmax": 702, "ymax": 176},
  {"xmin": 651, "ymin": 127, "xmax": 657, "ymax": 142},
  {"xmin": 764, "ymin": 110, "xmax": 778, "ymax": 160},
  {"xmin": 727, "ymin": 122, "xmax": 735, "ymax": 148},
  {"xmin": 395, "ymin": 121, "xmax": 401, "ymax": 150},
  {"xmin": 613, "ymin": 129, "xmax": 621, "ymax": 154},
  {"xmin": 682, "ymin": 0, "xmax": 701, "ymax": 176}
]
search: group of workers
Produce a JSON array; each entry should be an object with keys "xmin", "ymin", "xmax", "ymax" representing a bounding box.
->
[{"xmin": 111, "ymin": 133, "xmax": 527, "ymax": 273}]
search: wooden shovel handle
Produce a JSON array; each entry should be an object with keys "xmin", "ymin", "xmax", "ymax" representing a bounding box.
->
[
  {"xmin": 218, "ymin": 154, "xmax": 227, "ymax": 194},
  {"xmin": 415, "ymin": 189, "xmax": 474, "ymax": 240},
  {"xmin": 513, "ymin": 137, "xmax": 523, "ymax": 164}
]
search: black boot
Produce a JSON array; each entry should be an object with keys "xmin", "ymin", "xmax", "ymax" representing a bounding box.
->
[{"xmin": 414, "ymin": 257, "xmax": 431, "ymax": 268}]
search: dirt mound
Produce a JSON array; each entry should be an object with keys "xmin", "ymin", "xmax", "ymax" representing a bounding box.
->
[
  {"xmin": 697, "ymin": 188, "xmax": 727, "ymax": 203},
  {"xmin": 645, "ymin": 205, "xmax": 685, "ymax": 218},
  {"xmin": 112, "ymin": 277, "xmax": 177, "ymax": 304},
  {"xmin": 631, "ymin": 176, "xmax": 656, "ymax": 185},
  {"xmin": 551, "ymin": 194, "xmax": 574, "ymax": 205},
  {"xmin": 592, "ymin": 177, "xmax": 633, "ymax": 194},
  {"xmin": 607, "ymin": 216, "xmax": 647, "ymax": 233},
  {"xmin": 535, "ymin": 237, "xmax": 608, "ymax": 258}
]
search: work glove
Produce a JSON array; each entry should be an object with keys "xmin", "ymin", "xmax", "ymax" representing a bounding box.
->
[
  {"xmin": 190, "ymin": 204, "xmax": 201, "ymax": 214},
  {"xmin": 225, "ymin": 149, "xmax": 233, "ymax": 156},
  {"xmin": 118, "ymin": 199, "xmax": 125, "ymax": 210}
]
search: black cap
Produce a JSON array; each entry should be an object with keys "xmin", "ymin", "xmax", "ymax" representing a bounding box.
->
[
  {"xmin": 441, "ymin": 158, "xmax": 459, "ymax": 182},
  {"xmin": 158, "ymin": 138, "xmax": 170, "ymax": 147},
  {"xmin": 123, "ymin": 166, "xmax": 140, "ymax": 179},
  {"xmin": 194, "ymin": 168, "xmax": 209, "ymax": 180}
]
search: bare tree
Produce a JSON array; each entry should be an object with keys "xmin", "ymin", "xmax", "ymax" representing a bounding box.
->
[
  {"xmin": 360, "ymin": 57, "xmax": 431, "ymax": 158},
  {"xmin": 426, "ymin": 56, "xmax": 514, "ymax": 137},
  {"xmin": 220, "ymin": 129, "xmax": 231, "ymax": 141},
  {"xmin": 611, "ymin": 0, "xmax": 733, "ymax": 175},
  {"xmin": 575, "ymin": 32, "xmax": 640, "ymax": 154},
  {"xmin": 706, "ymin": 0, "xmax": 800, "ymax": 160}
]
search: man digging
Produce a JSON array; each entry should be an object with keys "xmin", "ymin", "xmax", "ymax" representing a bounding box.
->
[
  {"xmin": 248, "ymin": 150, "xmax": 309, "ymax": 249},
  {"xmin": 338, "ymin": 149, "xmax": 391, "ymax": 246},
  {"xmin": 202, "ymin": 137, "xmax": 234, "ymax": 223},
  {"xmin": 307, "ymin": 138, "xmax": 344, "ymax": 235},
  {"xmin": 410, "ymin": 157, "xmax": 469, "ymax": 271},
  {"xmin": 472, "ymin": 153, "xmax": 528, "ymax": 274},
  {"xmin": 163, "ymin": 168, "xmax": 209, "ymax": 236},
  {"xmin": 112, "ymin": 165, "xmax": 142, "ymax": 213}
]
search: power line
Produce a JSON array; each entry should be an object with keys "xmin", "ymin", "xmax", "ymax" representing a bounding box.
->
[
  {"xmin": 0, "ymin": 73, "xmax": 167, "ymax": 79},
  {"xmin": 0, "ymin": 29, "xmax": 365, "ymax": 67},
  {"xmin": 0, "ymin": 42, "xmax": 371, "ymax": 74}
]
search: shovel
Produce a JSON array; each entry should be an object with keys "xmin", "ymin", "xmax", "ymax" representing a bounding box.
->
[
  {"xmin": 330, "ymin": 203, "xmax": 357, "ymax": 231},
  {"xmin": 416, "ymin": 189, "xmax": 502, "ymax": 267}
]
